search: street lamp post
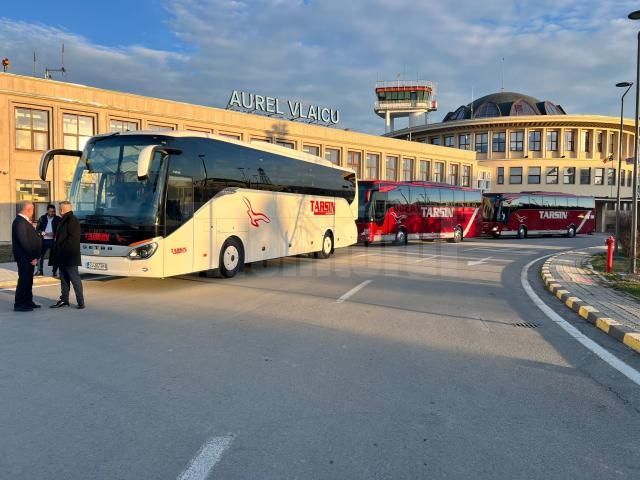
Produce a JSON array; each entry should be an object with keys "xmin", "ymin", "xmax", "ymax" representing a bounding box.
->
[
  {"xmin": 629, "ymin": 10, "xmax": 640, "ymax": 274},
  {"xmin": 614, "ymin": 81, "xmax": 633, "ymax": 256}
]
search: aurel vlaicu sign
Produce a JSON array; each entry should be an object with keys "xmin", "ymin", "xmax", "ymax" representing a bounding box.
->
[{"xmin": 227, "ymin": 90, "xmax": 340, "ymax": 125}]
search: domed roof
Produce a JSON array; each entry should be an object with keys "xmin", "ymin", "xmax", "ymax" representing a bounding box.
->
[{"xmin": 443, "ymin": 91, "xmax": 566, "ymax": 122}]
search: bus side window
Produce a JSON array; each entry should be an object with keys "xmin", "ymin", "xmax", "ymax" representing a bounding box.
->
[
  {"xmin": 165, "ymin": 175, "xmax": 194, "ymax": 235},
  {"xmin": 373, "ymin": 192, "xmax": 387, "ymax": 224}
]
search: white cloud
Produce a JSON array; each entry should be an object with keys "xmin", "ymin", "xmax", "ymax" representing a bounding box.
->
[{"xmin": 1, "ymin": 0, "xmax": 640, "ymax": 134}]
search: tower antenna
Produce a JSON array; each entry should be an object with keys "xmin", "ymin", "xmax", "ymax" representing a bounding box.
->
[
  {"xmin": 45, "ymin": 43, "xmax": 66, "ymax": 79},
  {"xmin": 501, "ymin": 57, "xmax": 505, "ymax": 92}
]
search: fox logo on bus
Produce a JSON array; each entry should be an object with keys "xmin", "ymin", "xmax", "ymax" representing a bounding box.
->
[
  {"xmin": 421, "ymin": 207, "xmax": 453, "ymax": 218},
  {"xmin": 243, "ymin": 197, "xmax": 271, "ymax": 227},
  {"xmin": 310, "ymin": 200, "xmax": 335, "ymax": 215},
  {"xmin": 540, "ymin": 211, "xmax": 568, "ymax": 220}
]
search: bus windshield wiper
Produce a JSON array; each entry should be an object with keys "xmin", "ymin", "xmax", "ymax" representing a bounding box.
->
[{"xmin": 92, "ymin": 214, "xmax": 139, "ymax": 229}]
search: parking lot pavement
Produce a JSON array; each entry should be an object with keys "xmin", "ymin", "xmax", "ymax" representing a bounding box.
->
[{"xmin": 1, "ymin": 234, "xmax": 639, "ymax": 479}]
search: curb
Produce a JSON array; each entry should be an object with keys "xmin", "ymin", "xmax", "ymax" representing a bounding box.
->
[
  {"xmin": 541, "ymin": 255, "xmax": 640, "ymax": 355},
  {"xmin": 0, "ymin": 276, "xmax": 60, "ymax": 290}
]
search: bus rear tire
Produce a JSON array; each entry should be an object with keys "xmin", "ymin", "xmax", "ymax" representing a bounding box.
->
[
  {"xmin": 314, "ymin": 231, "xmax": 333, "ymax": 259},
  {"xmin": 449, "ymin": 226, "xmax": 463, "ymax": 243},
  {"xmin": 394, "ymin": 228, "xmax": 408, "ymax": 246},
  {"xmin": 516, "ymin": 225, "xmax": 527, "ymax": 239},
  {"xmin": 219, "ymin": 237, "xmax": 244, "ymax": 278},
  {"xmin": 567, "ymin": 226, "xmax": 576, "ymax": 238}
]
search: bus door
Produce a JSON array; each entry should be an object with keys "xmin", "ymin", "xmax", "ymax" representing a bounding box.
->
[
  {"xmin": 439, "ymin": 188, "xmax": 454, "ymax": 237},
  {"xmin": 163, "ymin": 174, "xmax": 195, "ymax": 276}
]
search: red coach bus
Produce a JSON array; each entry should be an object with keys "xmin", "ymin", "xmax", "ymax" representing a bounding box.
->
[
  {"xmin": 482, "ymin": 192, "xmax": 595, "ymax": 239},
  {"xmin": 357, "ymin": 181, "xmax": 483, "ymax": 245}
]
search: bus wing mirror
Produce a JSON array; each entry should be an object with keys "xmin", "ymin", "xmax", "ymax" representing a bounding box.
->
[
  {"xmin": 137, "ymin": 145, "xmax": 182, "ymax": 180},
  {"xmin": 39, "ymin": 149, "xmax": 81, "ymax": 181}
]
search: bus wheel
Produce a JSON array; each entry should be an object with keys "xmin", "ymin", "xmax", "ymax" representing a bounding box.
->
[
  {"xmin": 450, "ymin": 226, "xmax": 463, "ymax": 243},
  {"xmin": 394, "ymin": 228, "xmax": 407, "ymax": 246},
  {"xmin": 516, "ymin": 225, "xmax": 527, "ymax": 239},
  {"xmin": 567, "ymin": 226, "xmax": 576, "ymax": 238},
  {"xmin": 219, "ymin": 237, "xmax": 244, "ymax": 278},
  {"xmin": 315, "ymin": 231, "xmax": 334, "ymax": 259}
]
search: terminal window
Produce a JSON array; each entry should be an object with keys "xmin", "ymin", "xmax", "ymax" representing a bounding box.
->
[
  {"xmin": 607, "ymin": 168, "xmax": 616, "ymax": 186},
  {"xmin": 546, "ymin": 167, "xmax": 559, "ymax": 184},
  {"xmin": 462, "ymin": 165, "xmax": 471, "ymax": 187},
  {"xmin": 458, "ymin": 134, "xmax": 470, "ymax": 150},
  {"xmin": 419, "ymin": 160, "xmax": 430, "ymax": 181},
  {"xmin": 365, "ymin": 153, "xmax": 379, "ymax": 179},
  {"xmin": 15, "ymin": 107, "xmax": 49, "ymax": 151},
  {"xmin": 433, "ymin": 162, "xmax": 444, "ymax": 182},
  {"xmin": 546, "ymin": 131, "xmax": 558, "ymax": 151},
  {"xmin": 347, "ymin": 151, "xmax": 361, "ymax": 177},
  {"xmin": 597, "ymin": 132, "xmax": 603, "ymax": 153},
  {"xmin": 509, "ymin": 167, "xmax": 522, "ymax": 184},
  {"xmin": 148, "ymin": 124, "xmax": 175, "ymax": 131},
  {"xmin": 444, "ymin": 135, "xmax": 455, "ymax": 147},
  {"xmin": 386, "ymin": 156, "xmax": 398, "ymax": 181},
  {"xmin": 510, "ymin": 131, "xmax": 524, "ymax": 152},
  {"xmin": 402, "ymin": 158, "xmax": 414, "ymax": 181},
  {"xmin": 582, "ymin": 131, "xmax": 591, "ymax": 153},
  {"xmin": 563, "ymin": 167, "xmax": 576, "ymax": 184},
  {"xmin": 110, "ymin": 119, "xmax": 138, "ymax": 132},
  {"xmin": 325, "ymin": 148, "xmax": 341, "ymax": 166},
  {"xmin": 449, "ymin": 164, "xmax": 460, "ymax": 185},
  {"xmin": 580, "ymin": 168, "xmax": 591, "ymax": 184},
  {"xmin": 492, "ymin": 132, "xmax": 506, "ymax": 152},
  {"xmin": 16, "ymin": 180, "xmax": 50, "ymax": 220},
  {"xmin": 565, "ymin": 131, "xmax": 575, "ymax": 151},
  {"xmin": 475, "ymin": 133, "xmax": 488, "ymax": 153},
  {"xmin": 529, "ymin": 131, "xmax": 541, "ymax": 151},
  {"xmin": 303, "ymin": 145, "xmax": 320, "ymax": 156},
  {"xmin": 497, "ymin": 167, "xmax": 504, "ymax": 185},
  {"xmin": 528, "ymin": 167, "xmax": 541, "ymax": 184},
  {"xmin": 63, "ymin": 113, "xmax": 94, "ymax": 150},
  {"xmin": 594, "ymin": 168, "xmax": 604, "ymax": 185}
]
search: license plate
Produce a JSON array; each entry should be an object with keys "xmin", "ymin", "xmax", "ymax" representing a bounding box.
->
[{"xmin": 86, "ymin": 261, "xmax": 107, "ymax": 271}]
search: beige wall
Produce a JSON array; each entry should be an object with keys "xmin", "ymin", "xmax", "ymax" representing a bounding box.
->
[{"xmin": 0, "ymin": 73, "xmax": 478, "ymax": 242}]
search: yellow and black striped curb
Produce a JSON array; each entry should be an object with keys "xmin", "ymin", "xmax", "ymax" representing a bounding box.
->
[
  {"xmin": 0, "ymin": 276, "xmax": 59, "ymax": 290},
  {"xmin": 541, "ymin": 256, "xmax": 640, "ymax": 355}
]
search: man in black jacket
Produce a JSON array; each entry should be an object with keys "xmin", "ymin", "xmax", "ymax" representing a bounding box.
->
[
  {"xmin": 35, "ymin": 204, "xmax": 61, "ymax": 277},
  {"xmin": 50, "ymin": 201, "xmax": 85, "ymax": 309},
  {"xmin": 12, "ymin": 201, "xmax": 42, "ymax": 312}
]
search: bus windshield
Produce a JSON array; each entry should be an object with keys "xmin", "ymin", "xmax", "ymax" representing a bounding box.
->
[
  {"xmin": 358, "ymin": 183, "xmax": 372, "ymax": 220},
  {"xmin": 69, "ymin": 135, "xmax": 167, "ymax": 227},
  {"xmin": 482, "ymin": 194, "xmax": 502, "ymax": 222}
]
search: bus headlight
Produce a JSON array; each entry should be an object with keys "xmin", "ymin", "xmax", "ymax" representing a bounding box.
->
[
  {"xmin": 128, "ymin": 242, "xmax": 158, "ymax": 260},
  {"xmin": 491, "ymin": 226, "xmax": 498, "ymax": 232}
]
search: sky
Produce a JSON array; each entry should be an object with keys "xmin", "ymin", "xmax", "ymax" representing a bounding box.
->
[{"xmin": 1, "ymin": 0, "xmax": 639, "ymax": 134}]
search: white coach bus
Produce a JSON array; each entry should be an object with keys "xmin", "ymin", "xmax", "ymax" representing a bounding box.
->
[{"xmin": 40, "ymin": 132, "xmax": 358, "ymax": 278}]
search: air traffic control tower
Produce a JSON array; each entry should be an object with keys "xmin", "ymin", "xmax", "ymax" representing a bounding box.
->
[{"xmin": 374, "ymin": 80, "xmax": 438, "ymax": 133}]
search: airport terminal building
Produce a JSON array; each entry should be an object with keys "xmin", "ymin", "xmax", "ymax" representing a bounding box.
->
[
  {"xmin": 0, "ymin": 73, "xmax": 481, "ymax": 242},
  {"xmin": 387, "ymin": 91, "xmax": 637, "ymax": 231}
]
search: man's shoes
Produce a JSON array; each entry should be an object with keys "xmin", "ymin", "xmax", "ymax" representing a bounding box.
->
[
  {"xmin": 50, "ymin": 300, "xmax": 70, "ymax": 308},
  {"xmin": 53, "ymin": 273, "xmax": 59, "ymax": 278},
  {"xmin": 77, "ymin": 304, "xmax": 85, "ymax": 310},
  {"xmin": 14, "ymin": 306, "xmax": 33, "ymax": 312},
  {"xmin": 30, "ymin": 303, "xmax": 41, "ymax": 309}
]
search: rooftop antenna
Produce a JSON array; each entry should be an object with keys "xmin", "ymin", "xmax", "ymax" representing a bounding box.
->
[
  {"xmin": 500, "ymin": 57, "xmax": 505, "ymax": 92},
  {"xmin": 45, "ymin": 43, "xmax": 66, "ymax": 80},
  {"xmin": 33, "ymin": 51, "xmax": 37, "ymax": 76},
  {"xmin": 471, "ymin": 85, "xmax": 474, "ymax": 117}
]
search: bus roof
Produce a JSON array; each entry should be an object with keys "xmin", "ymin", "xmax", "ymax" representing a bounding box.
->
[
  {"xmin": 359, "ymin": 180, "xmax": 479, "ymax": 191},
  {"xmin": 488, "ymin": 191, "xmax": 593, "ymax": 198},
  {"xmin": 90, "ymin": 130, "xmax": 352, "ymax": 173}
]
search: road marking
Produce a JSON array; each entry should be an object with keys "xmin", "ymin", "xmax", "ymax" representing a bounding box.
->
[
  {"xmin": 177, "ymin": 434, "xmax": 234, "ymax": 480},
  {"xmin": 337, "ymin": 279, "xmax": 372, "ymax": 303},
  {"xmin": 467, "ymin": 256, "xmax": 492, "ymax": 266},
  {"xmin": 416, "ymin": 255, "xmax": 439, "ymax": 263},
  {"xmin": 521, "ymin": 255, "xmax": 640, "ymax": 387}
]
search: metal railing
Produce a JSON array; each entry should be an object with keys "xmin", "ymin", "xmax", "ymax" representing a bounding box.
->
[
  {"xmin": 374, "ymin": 100, "xmax": 437, "ymax": 110},
  {"xmin": 376, "ymin": 80, "xmax": 436, "ymax": 92}
]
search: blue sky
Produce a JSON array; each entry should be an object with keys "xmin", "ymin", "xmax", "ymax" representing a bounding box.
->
[{"xmin": 1, "ymin": 0, "xmax": 639, "ymax": 133}]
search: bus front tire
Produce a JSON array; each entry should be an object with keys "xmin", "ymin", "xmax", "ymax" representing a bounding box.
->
[
  {"xmin": 219, "ymin": 237, "xmax": 244, "ymax": 278},
  {"xmin": 516, "ymin": 225, "xmax": 527, "ymax": 239},
  {"xmin": 567, "ymin": 226, "xmax": 576, "ymax": 238},
  {"xmin": 449, "ymin": 226, "xmax": 463, "ymax": 243},
  {"xmin": 314, "ymin": 231, "xmax": 334, "ymax": 259}
]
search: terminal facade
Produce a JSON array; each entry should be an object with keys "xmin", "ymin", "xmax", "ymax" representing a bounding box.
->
[
  {"xmin": 0, "ymin": 73, "xmax": 479, "ymax": 242},
  {"xmin": 387, "ymin": 91, "xmax": 637, "ymax": 232}
]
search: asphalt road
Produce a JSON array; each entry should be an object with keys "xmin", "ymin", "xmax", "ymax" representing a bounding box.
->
[{"xmin": 1, "ymin": 234, "xmax": 639, "ymax": 479}]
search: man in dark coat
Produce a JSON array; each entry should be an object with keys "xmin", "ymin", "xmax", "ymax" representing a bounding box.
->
[
  {"xmin": 50, "ymin": 201, "xmax": 85, "ymax": 309},
  {"xmin": 12, "ymin": 201, "xmax": 42, "ymax": 312},
  {"xmin": 35, "ymin": 204, "xmax": 61, "ymax": 277}
]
